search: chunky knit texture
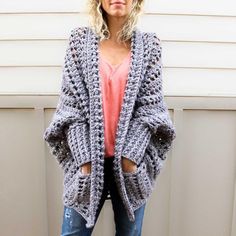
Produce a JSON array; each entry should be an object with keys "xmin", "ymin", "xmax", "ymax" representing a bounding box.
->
[{"xmin": 43, "ymin": 26, "xmax": 176, "ymax": 228}]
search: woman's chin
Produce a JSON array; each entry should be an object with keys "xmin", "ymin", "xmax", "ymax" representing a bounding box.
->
[{"xmin": 109, "ymin": 11, "xmax": 127, "ymax": 18}]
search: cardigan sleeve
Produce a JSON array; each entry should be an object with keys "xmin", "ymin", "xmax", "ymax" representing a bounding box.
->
[
  {"xmin": 121, "ymin": 32, "xmax": 176, "ymax": 165},
  {"xmin": 43, "ymin": 27, "xmax": 91, "ymax": 169}
]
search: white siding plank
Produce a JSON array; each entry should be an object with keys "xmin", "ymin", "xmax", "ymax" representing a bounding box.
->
[
  {"xmin": 164, "ymin": 68, "xmax": 236, "ymax": 96},
  {"xmin": 0, "ymin": 0, "xmax": 87, "ymax": 13},
  {"xmin": 1, "ymin": 14, "xmax": 236, "ymax": 43},
  {"xmin": 0, "ymin": 67, "xmax": 62, "ymax": 94},
  {"xmin": 0, "ymin": 13, "xmax": 88, "ymax": 39},
  {"xmin": 145, "ymin": 0, "xmax": 236, "ymax": 16},
  {"xmin": 0, "ymin": 41, "xmax": 66, "ymax": 66},
  {"xmin": 1, "ymin": 67, "xmax": 236, "ymax": 96},
  {"xmin": 0, "ymin": 41, "xmax": 235, "ymax": 69},
  {"xmin": 1, "ymin": 0, "xmax": 236, "ymax": 16},
  {"xmin": 163, "ymin": 41, "xmax": 236, "ymax": 69},
  {"xmin": 139, "ymin": 15, "xmax": 236, "ymax": 43}
]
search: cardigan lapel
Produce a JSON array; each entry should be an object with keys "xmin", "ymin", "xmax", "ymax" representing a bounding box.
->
[
  {"xmin": 112, "ymin": 28, "xmax": 144, "ymax": 221},
  {"xmin": 86, "ymin": 26, "xmax": 144, "ymax": 224}
]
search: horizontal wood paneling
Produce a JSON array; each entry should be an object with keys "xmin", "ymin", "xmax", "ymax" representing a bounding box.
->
[
  {"xmin": 0, "ymin": 41, "xmax": 65, "ymax": 66},
  {"xmin": 1, "ymin": 0, "xmax": 236, "ymax": 16},
  {"xmin": 0, "ymin": 13, "xmax": 89, "ymax": 40},
  {"xmin": 165, "ymin": 68, "xmax": 236, "ymax": 96},
  {"xmin": 1, "ymin": 95, "xmax": 236, "ymax": 109},
  {"xmin": 1, "ymin": 67, "xmax": 236, "ymax": 96},
  {"xmin": 0, "ymin": 14, "xmax": 235, "ymax": 43},
  {"xmin": 0, "ymin": 67, "xmax": 62, "ymax": 94},
  {"xmin": 0, "ymin": 40, "xmax": 235, "ymax": 69},
  {"xmin": 1, "ymin": 1, "xmax": 235, "ymax": 96}
]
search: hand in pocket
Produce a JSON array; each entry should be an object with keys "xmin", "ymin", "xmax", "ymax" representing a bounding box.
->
[
  {"xmin": 80, "ymin": 161, "xmax": 91, "ymax": 175},
  {"xmin": 121, "ymin": 156, "xmax": 137, "ymax": 173}
]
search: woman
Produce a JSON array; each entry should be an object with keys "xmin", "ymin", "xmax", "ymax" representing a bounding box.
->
[{"xmin": 43, "ymin": 0, "xmax": 176, "ymax": 235}]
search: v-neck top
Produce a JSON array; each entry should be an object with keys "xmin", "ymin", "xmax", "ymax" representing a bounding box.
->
[{"xmin": 99, "ymin": 51, "xmax": 131, "ymax": 158}]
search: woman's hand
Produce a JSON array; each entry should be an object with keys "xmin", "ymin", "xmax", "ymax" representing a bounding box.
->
[
  {"xmin": 80, "ymin": 157, "xmax": 137, "ymax": 175},
  {"xmin": 122, "ymin": 156, "xmax": 137, "ymax": 173},
  {"xmin": 80, "ymin": 162, "xmax": 91, "ymax": 175}
]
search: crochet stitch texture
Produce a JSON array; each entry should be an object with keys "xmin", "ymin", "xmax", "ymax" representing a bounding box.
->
[{"xmin": 43, "ymin": 26, "xmax": 176, "ymax": 228}]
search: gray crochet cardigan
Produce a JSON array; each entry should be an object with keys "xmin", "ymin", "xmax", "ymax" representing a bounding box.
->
[{"xmin": 43, "ymin": 26, "xmax": 176, "ymax": 228}]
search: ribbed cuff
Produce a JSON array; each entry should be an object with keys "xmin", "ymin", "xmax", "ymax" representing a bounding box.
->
[
  {"xmin": 66, "ymin": 122, "xmax": 91, "ymax": 167},
  {"xmin": 121, "ymin": 119, "xmax": 152, "ymax": 165}
]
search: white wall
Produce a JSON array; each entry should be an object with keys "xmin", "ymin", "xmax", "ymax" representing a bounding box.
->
[{"xmin": 1, "ymin": 0, "xmax": 236, "ymax": 96}]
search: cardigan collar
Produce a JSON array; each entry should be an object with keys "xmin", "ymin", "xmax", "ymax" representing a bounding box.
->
[{"xmin": 85, "ymin": 26, "xmax": 144, "ymax": 224}]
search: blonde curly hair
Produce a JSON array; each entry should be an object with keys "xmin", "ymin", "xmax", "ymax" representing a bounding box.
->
[{"xmin": 86, "ymin": 0, "xmax": 145, "ymax": 43}]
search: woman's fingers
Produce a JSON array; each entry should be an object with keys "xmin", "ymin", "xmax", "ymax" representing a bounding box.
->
[
  {"xmin": 80, "ymin": 162, "xmax": 92, "ymax": 174},
  {"xmin": 79, "ymin": 158, "xmax": 137, "ymax": 174},
  {"xmin": 121, "ymin": 156, "xmax": 137, "ymax": 173}
]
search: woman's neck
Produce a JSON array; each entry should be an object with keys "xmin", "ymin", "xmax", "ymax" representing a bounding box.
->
[{"xmin": 106, "ymin": 16, "xmax": 126, "ymax": 43}]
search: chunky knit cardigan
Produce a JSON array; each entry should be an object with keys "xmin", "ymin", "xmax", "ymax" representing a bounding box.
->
[{"xmin": 43, "ymin": 26, "xmax": 176, "ymax": 228}]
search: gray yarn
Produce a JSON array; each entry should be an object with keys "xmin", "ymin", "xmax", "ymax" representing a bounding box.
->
[{"xmin": 43, "ymin": 26, "xmax": 176, "ymax": 228}]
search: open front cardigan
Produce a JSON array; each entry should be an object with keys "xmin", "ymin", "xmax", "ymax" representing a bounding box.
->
[{"xmin": 43, "ymin": 26, "xmax": 176, "ymax": 228}]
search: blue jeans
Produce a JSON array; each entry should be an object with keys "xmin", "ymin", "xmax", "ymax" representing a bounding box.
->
[{"xmin": 61, "ymin": 157, "xmax": 146, "ymax": 236}]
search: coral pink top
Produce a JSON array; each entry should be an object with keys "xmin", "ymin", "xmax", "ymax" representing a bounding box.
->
[{"xmin": 99, "ymin": 51, "xmax": 131, "ymax": 158}]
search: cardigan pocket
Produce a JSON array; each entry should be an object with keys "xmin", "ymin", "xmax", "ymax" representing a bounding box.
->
[
  {"xmin": 123, "ymin": 161, "xmax": 153, "ymax": 209},
  {"xmin": 144, "ymin": 136, "xmax": 165, "ymax": 181},
  {"xmin": 144, "ymin": 151, "xmax": 164, "ymax": 181},
  {"xmin": 62, "ymin": 168, "xmax": 91, "ymax": 206},
  {"xmin": 66, "ymin": 122, "xmax": 91, "ymax": 168}
]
